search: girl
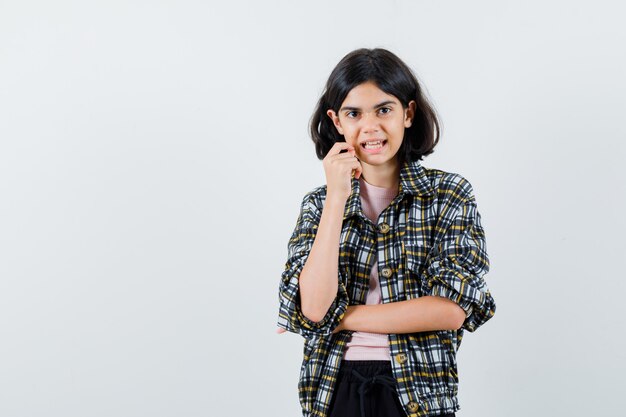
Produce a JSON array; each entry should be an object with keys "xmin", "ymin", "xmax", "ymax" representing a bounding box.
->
[{"xmin": 277, "ymin": 48, "xmax": 496, "ymax": 417}]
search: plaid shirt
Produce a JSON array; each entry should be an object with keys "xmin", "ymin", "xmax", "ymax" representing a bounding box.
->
[{"xmin": 277, "ymin": 159, "xmax": 496, "ymax": 417}]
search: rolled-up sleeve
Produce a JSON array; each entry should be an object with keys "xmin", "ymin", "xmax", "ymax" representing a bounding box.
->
[
  {"xmin": 421, "ymin": 186, "xmax": 496, "ymax": 333},
  {"xmin": 276, "ymin": 192, "xmax": 349, "ymax": 339}
]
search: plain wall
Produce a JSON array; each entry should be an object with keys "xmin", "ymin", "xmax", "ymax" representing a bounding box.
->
[{"xmin": 1, "ymin": 1, "xmax": 624, "ymax": 416}]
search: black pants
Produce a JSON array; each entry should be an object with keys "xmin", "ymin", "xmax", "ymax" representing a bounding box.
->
[{"xmin": 328, "ymin": 360, "xmax": 456, "ymax": 417}]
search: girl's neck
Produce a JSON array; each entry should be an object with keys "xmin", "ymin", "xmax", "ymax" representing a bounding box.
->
[{"xmin": 359, "ymin": 161, "xmax": 400, "ymax": 190}]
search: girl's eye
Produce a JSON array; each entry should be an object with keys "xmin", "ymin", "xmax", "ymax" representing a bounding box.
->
[{"xmin": 345, "ymin": 108, "xmax": 391, "ymax": 118}]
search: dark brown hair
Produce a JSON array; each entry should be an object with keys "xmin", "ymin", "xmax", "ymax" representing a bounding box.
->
[{"xmin": 309, "ymin": 48, "xmax": 441, "ymax": 165}]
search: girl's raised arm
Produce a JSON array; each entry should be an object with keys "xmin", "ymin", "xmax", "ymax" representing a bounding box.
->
[
  {"xmin": 299, "ymin": 142, "xmax": 361, "ymax": 322},
  {"xmin": 276, "ymin": 142, "xmax": 361, "ymax": 338}
]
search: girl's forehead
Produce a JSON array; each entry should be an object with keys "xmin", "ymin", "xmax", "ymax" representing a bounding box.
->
[{"xmin": 342, "ymin": 82, "xmax": 400, "ymax": 106}]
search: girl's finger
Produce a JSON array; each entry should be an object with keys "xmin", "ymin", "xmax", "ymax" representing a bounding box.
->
[
  {"xmin": 334, "ymin": 152, "xmax": 358, "ymax": 160},
  {"xmin": 327, "ymin": 141, "xmax": 355, "ymax": 156}
]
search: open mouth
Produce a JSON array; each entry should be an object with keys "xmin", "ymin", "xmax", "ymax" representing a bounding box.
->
[{"xmin": 361, "ymin": 139, "xmax": 387, "ymax": 150}]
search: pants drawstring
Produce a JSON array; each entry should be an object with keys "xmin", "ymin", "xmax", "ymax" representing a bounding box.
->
[{"xmin": 350, "ymin": 368, "xmax": 397, "ymax": 417}]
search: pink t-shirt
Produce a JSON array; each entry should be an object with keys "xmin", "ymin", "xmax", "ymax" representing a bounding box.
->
[{"xmin": 343, "ymin": 175, "xmax": 398, "ymax": 361}]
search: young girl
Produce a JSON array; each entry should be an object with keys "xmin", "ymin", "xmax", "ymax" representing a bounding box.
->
[{"xmin": 276, "ymin": 48, "xmax": 496, "ymax": 417}]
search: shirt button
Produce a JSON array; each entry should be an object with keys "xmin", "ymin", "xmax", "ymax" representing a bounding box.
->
[
  {"xmin": 378, "ymin": 222, "xmax": 390, "ymax": 233},
  {"xmin": 395, "ymin": 353, "xmax": 408, "ymax": 364},
  {"xmin": 407, "ymin": 401, "xmax": 419, "ymax": 412},
  {"xmin": 381, "ymin": 267, "xmax": 392, "ymax": 278}
]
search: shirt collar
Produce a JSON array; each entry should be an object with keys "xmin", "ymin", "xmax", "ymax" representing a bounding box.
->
[{"xmin": 342, "ymin": 159, "xmax": 434, "ymax": 220}]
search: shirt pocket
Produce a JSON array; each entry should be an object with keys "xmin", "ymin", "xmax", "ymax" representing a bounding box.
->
[{"xmin": 403, "ymin": 238, "xmax": 430, "ymax": 299}]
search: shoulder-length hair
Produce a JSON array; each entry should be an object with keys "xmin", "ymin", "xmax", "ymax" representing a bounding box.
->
[{"xmin": 309, "ymin": 48, "xmax": 441, "ymax": 165}]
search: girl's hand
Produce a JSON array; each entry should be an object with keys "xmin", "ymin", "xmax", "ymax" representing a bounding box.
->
[
  {"xmin": 277, "ymin": 326, "xmax": 340, "ymax": 335},
  {"xmin": 323, "ymin": 142, "xmax": 362, "ymax": 202},
  {"xmin": 275, "ymin": 306, "xmax": 354, "ymax": 335}
]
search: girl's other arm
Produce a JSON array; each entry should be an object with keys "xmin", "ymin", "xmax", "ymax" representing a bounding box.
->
[{"xmin": 334, "ymin": 297, "xmax": 466, "ymax": 334}]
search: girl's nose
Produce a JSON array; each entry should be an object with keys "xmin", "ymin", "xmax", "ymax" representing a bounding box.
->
[{"xmin": 361, "ymin": 112, "xmax": 380, "ymax": 133}]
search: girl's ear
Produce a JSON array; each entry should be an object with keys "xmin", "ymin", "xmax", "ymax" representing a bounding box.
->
[
  {"xmin": 326, "ymin": 109, "xmax": 344, "ymax": 135},
  {"xmin": 404, "ymin": 100, "xmax": 417, "ymax": 128}
]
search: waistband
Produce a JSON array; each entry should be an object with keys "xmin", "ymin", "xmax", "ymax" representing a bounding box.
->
[{"xmin": 338, "ymin": 360, "xmax": 393, "ymax": 382}]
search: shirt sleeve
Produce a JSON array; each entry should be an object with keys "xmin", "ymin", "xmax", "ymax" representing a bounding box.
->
[
  {"xmin": 421, "ymin": 185, "xmax": 496, "ymax": 333},
  {"xmin": 276, "ymin": 192, "xmax": 349, "ymax": 340}
]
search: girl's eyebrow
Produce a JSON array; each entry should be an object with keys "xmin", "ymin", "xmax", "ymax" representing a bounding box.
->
[{"xmin": 339, "ymin": 100, "xmax": 397, "ymax": 112}]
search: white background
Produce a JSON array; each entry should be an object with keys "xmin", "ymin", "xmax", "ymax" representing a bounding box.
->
[{"xmin": 1, "ymin": 1, "xmax": 625, "ymax": 416}]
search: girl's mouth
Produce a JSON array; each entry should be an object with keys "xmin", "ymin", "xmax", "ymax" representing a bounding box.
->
[{"xmin": 361, "ymin": 139, "xmax": 388, "ymax": 153}]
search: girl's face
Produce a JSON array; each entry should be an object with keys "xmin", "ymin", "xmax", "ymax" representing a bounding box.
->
[{"xmin": 326, "ymin": 81, "xmax": 416, "ymax": 169}]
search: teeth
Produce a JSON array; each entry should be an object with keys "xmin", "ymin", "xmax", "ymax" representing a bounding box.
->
[{"xmin": 363, "ymin": 140, "xmax": 384, "ymax": 149}]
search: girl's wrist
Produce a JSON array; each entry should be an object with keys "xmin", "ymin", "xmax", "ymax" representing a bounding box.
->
[{"xmin": 326, "ymin": 192, "xmax": 348, "ymax": 206}]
